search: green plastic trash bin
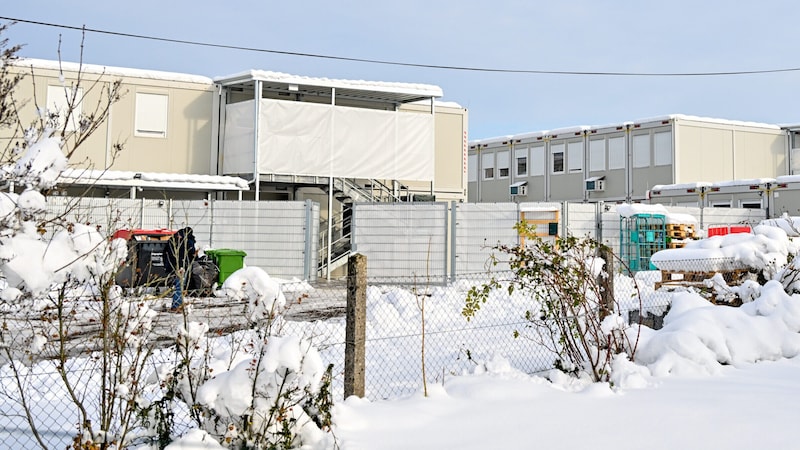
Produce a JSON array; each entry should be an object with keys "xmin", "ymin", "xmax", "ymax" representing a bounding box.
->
[{"xmin": 205, "ymin": 249, "xmax": 247, "ymax": 284}]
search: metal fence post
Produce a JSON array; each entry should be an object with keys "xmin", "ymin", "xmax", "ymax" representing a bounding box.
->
[
  {"xmin": 344, "ymin": 253, "xmax": 367, "ymax": 398},
  {"xmin": 303, "ymin": 199, "xmax": 313, "ymax": 281},
  {"xmin": 449, "ymin": 201, "xmax": 457, "ymax": 281}
]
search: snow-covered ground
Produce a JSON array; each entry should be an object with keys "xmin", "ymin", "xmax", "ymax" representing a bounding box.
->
[
  {"xmin": 4, "ymin": 135, "xmax": 800, "ymax": 449},
  {"xmin": 329, "ymin": 224, "xmax": 800, "ymax": 450}
]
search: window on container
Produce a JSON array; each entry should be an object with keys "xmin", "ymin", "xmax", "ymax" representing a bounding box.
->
[
  {"xmin": 135, "ymin": 92, "xmax": 169, "ymax": 138},
  {"xmin": 515, "ymin": 147, "xmax": 528, "ymax": 177},
  {"xmin": 792, "ymin": 132, "xmax": 800, "ymax": 149},
  {"xmin": 608, "ymin": 136, "xmax": 625, "ymax": 170},
  {"xmin": 497, "ymin": 150, "xmax": 510, "ymax": 179},
  {"xmin": 654, "ymin": 131, "xmax": 672, "ymax": 166},
  {"xmin": 567, "ymin": 141, "xmax": 583, "ymax": 172},
  {"xmin": 468, "ymin": 154, "xmax": 478, "ymax": 183},
  {"xmin": 711, "ymin": 201, "xmax": 731, "ymax": 208},
  {"xmin": 482, "ymin": 152, "xmax": 495, "ymax": 180},
  {"xmin": 740, "ymin": 199, "xmax": 762, "ymax": 209},
  {"xmin": 589, "ymin": 139, "xmax": 605, "ymax": 171},
  {"xmin": 46, "ymin": 85, "xmax": 83, "ymax": 132},
  {"xmin": 530, "ymin": 145, "xmax": 545, "ymax": 176},
  {"xmin": 632, "ymin": 134, "xmax": 650, "ymax": 168},
  {"xmin": 551, "ymin": 143, "xmax": 565, "ymax": 174}
]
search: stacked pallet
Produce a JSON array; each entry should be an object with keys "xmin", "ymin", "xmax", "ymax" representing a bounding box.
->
[{"xmin": 666, "ymin": 223, "xmax": 696, "ymax": 248}]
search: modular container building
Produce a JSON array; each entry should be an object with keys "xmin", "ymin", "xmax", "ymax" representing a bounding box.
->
[
  {"xmin": 468, "ymin": 115, "xmax": 788, "ymax": 204},
  {"xmin": 648, "ymin": 175, "xmax": 800, "ymax": 219}
]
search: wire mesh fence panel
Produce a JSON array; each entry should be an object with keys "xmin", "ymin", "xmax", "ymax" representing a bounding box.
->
[
  {"xmin": 453, "ymin": 203, "xmax": 519, "ymax": 274},
  {"xmin": 362, "ymin": 273, "xmax": 557, "ymax": 400},
  {"xmin": 0, "ymin": 277, "xmax": 348, "ymax": 449},
  {"xmin": 352, "ymin": 203, "xmax": 449, "ymax": 281}
]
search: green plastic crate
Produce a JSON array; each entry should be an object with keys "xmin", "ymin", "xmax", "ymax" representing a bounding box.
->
[{"xmin": 205, "ymin": 249, "xmax": 247, "ymax": 284}]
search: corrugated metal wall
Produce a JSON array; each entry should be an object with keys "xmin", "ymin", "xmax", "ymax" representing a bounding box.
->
[{"xmin": 44, "ymin": 197, "xmax": 319, "ymax": 281}]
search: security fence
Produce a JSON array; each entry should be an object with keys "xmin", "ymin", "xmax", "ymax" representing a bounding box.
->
[
  {"xmin": 42, "ymin": 197, "xmax": 320, "ymax": 281},
  {"xmin": 352, "ymin": 201, "xmax": 766, "ymax": 280},
  {"xmin": 0, "ymin": 252, "xmax": 765, "ymax": 448},
  {"xmin": 0, "ymin": 196, "xmax": 772, "ymax": 448}
]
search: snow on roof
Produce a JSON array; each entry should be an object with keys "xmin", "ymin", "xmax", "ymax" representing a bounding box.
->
[
  {"xmin": 408, "ymin": 99, "xmax": 464, "ymax": 109},
  {"xmin": 59, "ymin": 169, "xmax": 249, "ymax": 191},
  {"xmin": 214, "ymin": 69, "xmax": 443, "ymax": 98},
  {"xmin": 470, "ymin": 114, "xmax": 782, "ymax": 143},
  {"xmin": 617, "ymin": 203, "xmax": 698, "ymax": 224},
  {"xmin": 776, "ymin": 175, "xmax": 800, "ymax": 184},
  {"xmin": 635, "ymin": 114, "xmax": 781, "ymax": 130},
  {"xmin": 652, "ymin": 178, "xmax": 778, "ymax": 192},
  {"xmin": 617, "ymin": 203, "xmax": 669, "ymax": 218},
  {"xmin": 15, "ymin": 58, "xmax": 214, "ymax": 85}
]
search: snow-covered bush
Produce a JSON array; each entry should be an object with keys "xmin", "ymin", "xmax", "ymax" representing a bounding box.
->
[
  {"xmin": 464, "ymin": 222, "xmax": 641, "ymax": 382},
  {"xmin": 151, "ymin": 266, "xmax": 335, "ymax": 449},
  {"xmin": 0, "ymin": 26, "xmax": 175, "ymax": 449}
]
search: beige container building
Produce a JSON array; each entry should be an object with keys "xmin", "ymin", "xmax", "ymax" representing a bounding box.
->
[{"xmin": 2, "ymin": 59, "xmax": 467, "ymax": 203}]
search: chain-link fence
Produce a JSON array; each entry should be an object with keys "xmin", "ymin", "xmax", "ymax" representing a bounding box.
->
[
  {"xmin": 1, "ymin": 254, "xmax": 755, "ymax": 447},
  {"xmin": 0, "ymin": 279, "xmax": 348, "ymax": 450}
]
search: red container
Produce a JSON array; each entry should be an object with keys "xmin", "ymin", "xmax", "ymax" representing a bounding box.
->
[
  {"xmin": 707, "ymin": 225, "xmax": 751, "ymax": 237},
  {"xmin": 113, "ymin": 228, "xmax": 175, "ymax": 241}
]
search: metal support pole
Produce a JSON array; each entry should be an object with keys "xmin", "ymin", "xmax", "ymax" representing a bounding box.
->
[
  {"xmin": 303, "ymin": 199, "xmax": 313, "ymax": 281},
  {"xmin": 327, "ymin": 176, "xmax": 334, "ymax": 281},
  {"xmin": 253, "ymin": 79, "xmax": 262, "ymax": 202}
]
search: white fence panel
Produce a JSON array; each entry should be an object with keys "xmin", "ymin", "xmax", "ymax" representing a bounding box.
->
[
  {"xmin": 352, "ymin": 203, "xmax": 448, "ymax": 280},
  {"xmin": 44, "ymin": 197, "xmax": 145, "ymax": 234},
  {"xmin": 45, "ymin": 197, "xmax": 317, "ymax": 281},
  {"xmin": 211, "ymin": 201, "xmax": 316, "ymax": 280},
  {"xmin": 695, "ymin": 207, "xmax": 766, "ymax": 231},
  {"xmin": 564, "ymin": 203, "xmax": 599, "ymax": 239},
  {"xmin": 453, "ymin": 203, "xmax": 520, "ymax": 275}
]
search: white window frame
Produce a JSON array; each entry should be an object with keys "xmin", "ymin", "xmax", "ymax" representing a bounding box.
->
[
  {"xmin": 468, "ymin": 154, "xmax": 478, "ymax": 183},
  {"xmin": 515, "ymin": 147, "xmax": 528, "ymax": 177},
  {"xmin": 135, "ymin": 92, "xmax": 169, "ymax": 138},
  {"xmin": 711, "ymin": 201, "xmax": 732, "ymax": 208},
  {"xmin": 46, "ymin": 85, "xmax": 83, "ymax": 132},
  {"xmin": 551, "ymin": 143, "xmax": 565, "ymax": 174},
  {"xmin": 530, "ymin": 145, "xmax": 545, "ymax": 176},
  {"xmin": 739, "ymin": 199, "xmax": 763, "ymax": 209},
  {"xmin": 632, "ymin": 134, "xmax": 651, "ymax": 168},
  {"xmin": 608, "ymin": 136, "xmax": 625, "ymax": 170},
  {"xmin": 482, "ymin": 152, "xmax": 495, "ymax": 180},
  {"xmin": 654, "ymin": 131, "xmax": 672, "ymax": 166},
  {"xmin": 567, "ymin": 141, "xmax": 583, "ymax": 173},
  {"xmin": 497, "ymin": 150, "xmax": 510, "ymax": 179},
  {"xmin": 589, "ymin": 139, "xmax": 605, "ymax": 172}
]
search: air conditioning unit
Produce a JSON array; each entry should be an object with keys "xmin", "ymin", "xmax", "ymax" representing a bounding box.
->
[
  {"xmin": 510, "ymin": 184, "xmax": 527, "ymax": 196},
  {"xmin": 586, "ymin": 179, "xmax": 605, "ymax": 192}
]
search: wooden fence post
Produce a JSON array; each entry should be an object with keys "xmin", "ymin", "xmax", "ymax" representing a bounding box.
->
[
  {"xmin": 598, "ymin": 245, "xmax": 615, "ymax": 320},
  {"xmin": 344, "ymin": 253, "xmax": 367, "ymax": 398}
]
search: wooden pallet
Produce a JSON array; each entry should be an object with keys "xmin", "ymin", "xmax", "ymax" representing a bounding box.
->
[
  {"xmin": 667, "ymin": 241, "xmax": 686, "ymax": 249},
  {"xmin": 667, "ymin": 224, "xmax": 693, "ymax": 232},
  {"xmin": 655, "ymin": 269, "xmax": 749, "ymax": 290},
  {"xmin": 668, "ymin": 230, "xmax": 693, "ymax": 239}
]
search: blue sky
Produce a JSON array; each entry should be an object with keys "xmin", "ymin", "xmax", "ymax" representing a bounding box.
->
[{"xmin": 4, "ymin": 1, "xmax": 800, "ymax": 139}]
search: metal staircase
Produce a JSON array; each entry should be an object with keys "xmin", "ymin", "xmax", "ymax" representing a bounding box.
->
[{"xmin": 318, "ymin": 178, "xmax": 406, "ymax": 278}]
